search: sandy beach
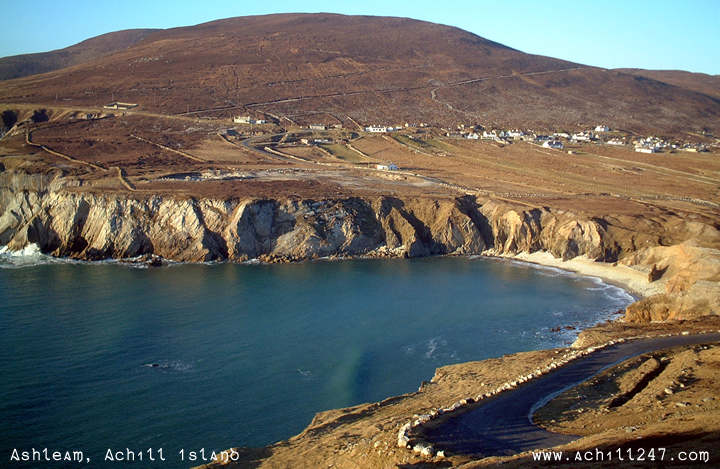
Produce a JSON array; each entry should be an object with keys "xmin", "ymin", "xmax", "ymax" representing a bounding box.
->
[{"xmin": 497, "ymin": 251, "xmax": 663, "ymax": 299}]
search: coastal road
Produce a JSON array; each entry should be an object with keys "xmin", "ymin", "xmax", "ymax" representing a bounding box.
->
[{"xmin": 415, "ymin": 332, "xmax": 720, "ymax": 457}]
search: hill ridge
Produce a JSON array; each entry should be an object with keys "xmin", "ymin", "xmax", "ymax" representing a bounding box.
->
[{"xmin": 0, "ymin": 13, "xmax": 718, "ymax": 134}]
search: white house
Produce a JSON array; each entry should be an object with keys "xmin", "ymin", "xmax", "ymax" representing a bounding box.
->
[
  {"xmin": 309, "ymin": 124, "xmax": 327, "ymax": 131},
  {"xmin": 365, "ymin": 126, "xmax": 391, "ymax": 133},
  {"xmin": 607, "ymin": 138, "xmax": 625, "ymax": 145},
  {"xmin": 466, "ymin": 132, "xmax": 479, "ymax": 140},
  {"xmin": 376, "ymin": 163, "xmax": 399, "ymax": 171},
  {"xmin": 572, "ymin": 132, "xmax": 592, "ymax": 142},
  {"xmin": 542, "ymin": 140, "xmax": 564, "ymax": 149},
  {"xmin": 234, "ymin": 116, "xmax": 265, "ymax": 124},
  {"xmin": 594, "ymin": 125, "xmax": 610, "ymax": 132},
  {"xmin": 635, "ymin": 146, "xmax": 659, "ymax": 153}
]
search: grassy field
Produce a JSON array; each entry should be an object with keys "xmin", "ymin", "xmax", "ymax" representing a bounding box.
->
[
  {"xmin": 393, "ymin": 134, "xmax": 458, "ymax": 155},
  {"xmin": 320, "ymin": 143, "xmax": 366, "ymax": 163},
  {"xmin": 392, "ymin": 134, "xmax": 432, "ymax": 151}
]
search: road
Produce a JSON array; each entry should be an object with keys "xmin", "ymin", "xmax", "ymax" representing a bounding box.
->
[{"xmin": 415, "ymin": 332, "xmax": 720, "ymax": 457}]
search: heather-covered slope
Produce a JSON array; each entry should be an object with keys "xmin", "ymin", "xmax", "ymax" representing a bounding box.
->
[
  {"xmin": 1, "ymin": 14, "xmax": 718, "ymax": 134},
  {"xmin": 0, "ymin": 29, "xmax": 158, "ymax": 80}
]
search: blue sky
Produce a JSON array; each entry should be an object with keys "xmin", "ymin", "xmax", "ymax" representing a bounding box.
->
[{"xmin": 2, "ymin": 0, "xmax": 719, "ymax": 74}]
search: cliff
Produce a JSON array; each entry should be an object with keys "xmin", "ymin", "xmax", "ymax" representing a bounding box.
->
[{"xmin": 1, "ymin": 167, "xmax": 718, "ymax": 319}]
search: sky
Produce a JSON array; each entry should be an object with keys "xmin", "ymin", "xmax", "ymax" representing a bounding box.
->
[{"xmin": 1, "ymin": 0, "xmax": 719, "ymax": 74}]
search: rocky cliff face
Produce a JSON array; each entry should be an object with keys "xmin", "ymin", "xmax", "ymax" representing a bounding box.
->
[
  {"xmin": 1, "ymin": 168, "xmax": 718, "ymax": 320},
  {"xmin": 0, "ymin": 170, "xmax": 628, "ymax": 263}
]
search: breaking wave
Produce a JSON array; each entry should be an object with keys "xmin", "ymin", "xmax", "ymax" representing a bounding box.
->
[{"xmin": 0, "ymin": 243, "xmax": 65, "ymax": 268}]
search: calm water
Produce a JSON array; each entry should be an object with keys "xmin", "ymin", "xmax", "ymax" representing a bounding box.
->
[{"xmin": 0, "ymin": 252, "xmax": 633, "ymax": 467}]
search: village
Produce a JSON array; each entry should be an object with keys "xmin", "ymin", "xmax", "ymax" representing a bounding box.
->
[{"xmin": 225, "ymin": 111, "xmax": 714, "ymax": 172}]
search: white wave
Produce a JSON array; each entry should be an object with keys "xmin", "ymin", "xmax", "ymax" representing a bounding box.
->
[
  {"xmin": 509, "ymin": 260, "xmax": 572, "ymax": 276},
  {"xmin": 604, "ymin": 286, "xmax": 635, "ymax": 303},
  {"xmin": 0, "ymin": 243, "xmax": 62, "ymax": 268},
  {"xmin": 425, "ymin": 338, "xmax": 439, "ymax": 359},
  {"xmin": 424, "ymin": 336, "xmax": 448, "ymax": 359}
]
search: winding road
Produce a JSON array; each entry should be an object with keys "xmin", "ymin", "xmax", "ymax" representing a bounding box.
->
[{"xmin": 415, "ymin": 332, "xmax": 720, "ymax": 457}]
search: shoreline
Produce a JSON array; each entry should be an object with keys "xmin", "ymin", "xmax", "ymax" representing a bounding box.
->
[
  {"xmin": 1, "ymin": 241, "xmax": 660, "ymax": 300},
  {"xmin": 490, "ymin": 250, "xmax": 661, "ymax": 300}
]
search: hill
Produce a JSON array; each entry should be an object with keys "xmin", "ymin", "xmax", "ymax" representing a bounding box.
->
[
  {"xmin": 0, "ymin": 14, "xmax": 718, "ymax": 134},
  {"xmin": 616, "ymin": 68, "xmax": 720, "ymax": 99},
  {"xmin": 0, "ymin": 29, "xmax": 158, "ymax": 81}
]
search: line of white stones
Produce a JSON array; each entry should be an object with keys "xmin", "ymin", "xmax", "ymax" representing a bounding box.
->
[{"xmin": 397, "ymin": 329, "xmax": 720, "ymax": 459}]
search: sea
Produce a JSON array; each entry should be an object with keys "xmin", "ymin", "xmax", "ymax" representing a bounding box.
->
[{"xmin": 0, "ymin": 246, "xmax": 634, "ymax": 467}]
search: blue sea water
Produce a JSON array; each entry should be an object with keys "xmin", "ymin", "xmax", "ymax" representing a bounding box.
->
[{"xmin": 0, "ymin": 249, "xmax": 633, "ymax": 467}]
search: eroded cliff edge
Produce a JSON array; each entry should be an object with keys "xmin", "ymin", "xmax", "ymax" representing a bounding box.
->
[{"xmin": 1, "ymin": 167, "xmax": 719, "ymax": 320}]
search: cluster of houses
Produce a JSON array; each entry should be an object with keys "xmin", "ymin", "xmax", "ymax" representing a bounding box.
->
[
  {"xmin": 633, "ymin": 136, "xmax": 668, "ymax": 153},
  {"xmin": 364, "ymin": 122, "xmax": 431, "ymax": 133},
  {"xmin": 237, "ymin": 113, "xmax": 712, "ymax": 156},
  {"xmin": 467, "ymin": 123, "xmax": 709, "ymax": 155},
  {"xmin": 632, "ymin": 136, "xmax": 707, "ymax": 154}
]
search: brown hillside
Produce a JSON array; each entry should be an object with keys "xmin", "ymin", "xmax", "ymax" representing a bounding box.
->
[
  {"xmin": 0, "ymin": 14, "xmax": 718, "ymax": 134},
  {"xmin": 617, "ymin": 68, "xmax": 720, "ymax": 99},
  {"xmin": 0, "ymin": 29, "xmax": 159, "ymax": 81}
]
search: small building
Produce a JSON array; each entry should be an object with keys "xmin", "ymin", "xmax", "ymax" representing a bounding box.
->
[
  {"xmin": 365, "ymin": 125, "xmax": 393, "ymax": 133},
  {"xmin": 594, "ymin": 124, "xmax": 610, "ymax": 132},
  {"xmin": 607, "ymin": 138, "xmax": 625, "ymax": 146},
  {"xmin": 635, "ymin": 146, "xmax": 659, "ymax": 153},
  {"xmin": 103, "ymin": 102, "xmax": 137, "ymax": 110},
  {"xmin": 233, "ymin": 116, "xmax": 266, "ymax": 124},
  {"xmin": 466, "ymin": 132, "xmax": 479, "ymax": 140},
  {"xmin": 571, "ymin": 132, "xmax": 592, "ymax": 142},
  {"xmin": 543, "ymin": 140, "xmax": 564, "ymax": 149},
  {"xmin": 309, "ymin": 124, "xmax": 327, "ymax": 131},
  {"xmin": 376, "ymin": 163, "xmax": 399, "ymax": 171}
]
